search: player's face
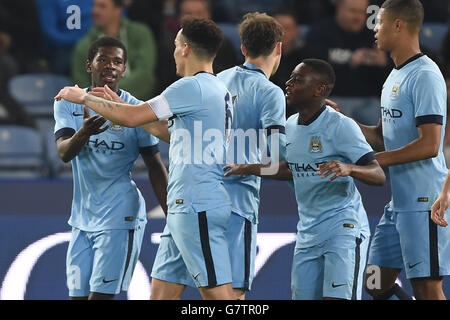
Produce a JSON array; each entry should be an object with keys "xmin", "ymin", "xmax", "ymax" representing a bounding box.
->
[
  {"xmin": 88, "ymin": 46, "xmax": 126, "ymax": 91},
  {"xmin": 285, "ymin": 63, "xmax": 318, "ymax": 108},
  {"xmin": 374, "ymin": 9, "xmax": 395, "ymax": 52},
  {"xmin": 174, "ymin": 29, "xmax": 187, "ymax": 77}
]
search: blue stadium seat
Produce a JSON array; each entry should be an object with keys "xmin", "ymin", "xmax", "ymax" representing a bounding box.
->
[
  {"xmin": 420, "ymin": 23, "xmax": 448, "ymax": 54},
  {"xmin": 0, "ymin": 125, "xmax": 47, "ymax": 178},
  {"xmin": 8, "ymin": 74, "xmax": 72, "ymax": 117}
]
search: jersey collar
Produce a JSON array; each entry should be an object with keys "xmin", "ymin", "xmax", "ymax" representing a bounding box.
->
[
  {"xmin": 239, "ymin": 62, "xmax": 267, "ymax": 77},
  {"xmin": 194, "ymin": 71, "xmax": 217, "ymax": 76},
  {"xmin": 395, "ymin": 53, "xmax": 424, "ymax": 70},
  {"xmin": 298, "ymin": 105, "xmax": 327, "ymax": 126}
]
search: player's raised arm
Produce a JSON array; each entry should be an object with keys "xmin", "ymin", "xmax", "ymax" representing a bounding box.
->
[{"xmin": 55, "ymin": 85, "xmax": 159, "ymax": 127}]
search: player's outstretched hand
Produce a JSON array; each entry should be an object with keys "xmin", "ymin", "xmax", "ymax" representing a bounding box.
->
[
  {"xmin": 54, "ymin": 84, "xmax": 87, "ymax": 104},
  {"xmin": 318, "ymin": 160, "xmax": 352, "ymax": 182},
  {"xmin": 431, "ymin": 194, "xmax": 449, "ymax": 227},
  {"xmin": 89, "ymin": 85, "xmax": 124, "ymax": 103},
  {"xmin": 325, "ymin": 99, "xmax": 343, "ymax": 114},
  {"xmin": 223, "ymin": 164, "xmax": 250, "ymax": 177},
  {"xmin": 80, "ymin": 106, "xmax": 109, "ymax": 136}
]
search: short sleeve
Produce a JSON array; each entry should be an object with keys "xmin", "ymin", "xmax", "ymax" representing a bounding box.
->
[
  {"xmin": 259, "ymin": 86, "xmax": 286, "ymax": 131},
  {"xmin": 335, "ymin": 116, "xmax": 374, "ymax": 164},
  {"xmin": 53, "ymin": 99, "xmax": 78, "ymax": 140},
  {"xmin": 412, "ymin": 70, "xmax": 446, "ymax": 126},
  {"xmin": 149, "ymin": 77, "xmax": 202, "ymax": 119}
]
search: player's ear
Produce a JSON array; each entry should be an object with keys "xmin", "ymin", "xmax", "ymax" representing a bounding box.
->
[
  {"xmin": 240, "ymin": 45, "xmax": 247, "ymax": 58},
  {"xmin": 182, "ymin": 43, "xmax": 190, "ymax": 57},
  {"xmin": 275, "ymin": 42, "xmax": 282, "ymax": 57},
  {"xmin": 86, "ymin": 60, "xmax": 92, "ymax": 74}
]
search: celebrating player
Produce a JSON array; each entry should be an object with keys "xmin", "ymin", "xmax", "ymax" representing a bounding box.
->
[
  {"xmin": 55, "ymin": 18, "xmax": 235, "ymax": 300},
  {"xmin": 224, "ymin": 59, "xmax": 386, "ymax": 300},
  {"xmin": 54, "ymin": 36, "xmax": 168, "ymax": 300}
]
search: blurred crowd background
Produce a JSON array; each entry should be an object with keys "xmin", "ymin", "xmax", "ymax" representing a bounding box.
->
[{"xmin": 0, "ymin": 0, "xmax": 449, "ymax": 178}]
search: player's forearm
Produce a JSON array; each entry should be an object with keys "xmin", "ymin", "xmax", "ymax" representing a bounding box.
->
[
  {"xmin": 375, "ymin": 138, "xmax": 439, "ymax": 167},
  {"xmin": 350, "ymin": 162, "xmax": 386, "ymax": 186},
  {"xmin": 83, "ymin": 95, "xmax": 154, "ymax": 127},
  {"xmin": 147, "ymin": 158, "xmax": 169, "ymax": 216},
  {"xmin": 248, "ymin": 163, "xmax": 293, "ymax": 181},
  {"xmin": 56, "ymin": 129, "xmax": 91, "ymax": 163},
  {"xmin": 357, "ymin": 123, "xmax": 385, "ymax": 152},
  {"xmin": 141, "ymin": 121, "xmax": 170, "ymax": 143}
]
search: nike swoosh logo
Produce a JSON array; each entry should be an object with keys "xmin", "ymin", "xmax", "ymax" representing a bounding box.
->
[
  {"xmin": 72, "ymin": 112, "xmax": 84, "ymax": 116},
  {"xmin": 332, "ymin": 283, "xmax": 347, "ymax": 288},
  {"xmin": 102, "ymin": 278, "xmax": 118, "ymax": 284},
  {"xmin": 408, "ymin": 262, "xmax": 422, "ymax": 269}
]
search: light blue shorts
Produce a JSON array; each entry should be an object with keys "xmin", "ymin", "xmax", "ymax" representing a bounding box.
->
[
  {"xmin": 66, "ymin": 223, "xmax": 146, "ymax": 297},
  {"xmin": 368, "ymin": 203, "xmax": 450, "ymax": 279},
  {"xmin": 226, "ymin": 212, "xmax": 257, "ymax": 290},
  {"xmin": 151, "ymin": 205, "xmax": 232, "ymax": 288},
  {"xmin": 291, "ymin": 234, "xmax": 369, "ymax": 300}
]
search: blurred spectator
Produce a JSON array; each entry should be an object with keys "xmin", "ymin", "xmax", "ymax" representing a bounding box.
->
[
  {"xmin": 271, "ymin": 9, "xmax": 312, "ymax": 118},
  {"xmin": 0, "ymin": 39, "xmax": 36, "ymax": 129},
  {"xmin": 0, "ymin": 0, "xmax": 47, "ymax": 73},
  {"xmin": 123, "ymin": 0, "xmax": 164, "ymax": 41},
  {"xmin": 282, "ymin": 0, "xmax": 336, "ymax": 25},
  {"xmin": 35, "ymin": 0, "xmax": 93, "ymax": 75},
  {"xmin": 442, "ymin": 67, "xmax": 450, "ymax": 167},
  {"xmin": 157, "ymin": 0, "xmax": 240, "ymax": 92},
  {"xmin": 72, "ymin": 0, "xmax": 158, "ymax": 100},
  {"xmin": 306, "ymin": 0, "xmax": 390, "ymax": 125},
  {"xmin": 372, "ymin": 0, "xmax": 450, "ymax": 23}
]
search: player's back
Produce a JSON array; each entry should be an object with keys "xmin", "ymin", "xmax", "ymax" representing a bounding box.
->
[
  {"xmin": 54, "ymin": 89, "xmax": 157, "ymax": 231},
  {"xmin": 286, "ymin": 106, "xmax": 371, "ymax": 247},
  {"xmin": 381, "ymin": 54, "xmax": 448, "ymax": 212},
  {"xmin": 218, "ymin": 63, "xmax": 286, "ymax": 222},
  {"xmin": 165, "ymin": 72, "xmax": 232, "ymax": 214}
]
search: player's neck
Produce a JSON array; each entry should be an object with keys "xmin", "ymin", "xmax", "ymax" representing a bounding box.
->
[
  {"xmin": 244, "ymin": 57, "xmax": 275, "ymax": 79},
  {"xmin": 390, "ymin": 37, "xmax": 421, "ymax": 68},
  {"xmin": 183, "ymin": 59, "xmax": 214, "ymax": 77},
  {"xmin": 297, "ymin": 102, "xmax": 324, "ymax": 125}
]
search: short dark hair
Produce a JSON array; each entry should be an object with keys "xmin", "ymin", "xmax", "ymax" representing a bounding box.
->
[
  {"xmin": 239, "ymin": 12, "xmax": 284, "ymax": 58},
  {"xmin": 180, "ymin": 17, "xmax": 223, "ymax": 60},
  {"xmin": 302, "ymin": 59, "xmax": 336, "ymax": 97},
  {"xmin": 87, "ymin": 36, "xmax": 127, "ymax": 63},
  {"xmin": 381, "ymin": 0, "xmax": 424, "ymax": 34}
]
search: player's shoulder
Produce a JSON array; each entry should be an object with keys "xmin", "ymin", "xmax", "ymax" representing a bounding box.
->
[
  {"xmin": 408, "ymin": 55, "xmax": 444, "ymax": 81},
  {"xmin": 325, "ymin": 106, "xmax": 358, "ymax": 130},
  {"xmin": 118, "ymin": 89, "xmax": 142, "ymax": 105}
]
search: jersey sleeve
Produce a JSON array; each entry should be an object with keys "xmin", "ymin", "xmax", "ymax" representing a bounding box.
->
[
  {"xmin": 412, "ymin": 70, "xmax": 446, "ymax": 126},
  {"xmin": 146, "ymin": 77, "xmax": 202, "ymax": 120},
  {"xmin": 53, "ymin": 99, "xmax": 78, "ymax": 141},
  {"xmin": 136, "ymin": 126, "xmax": 160, "ymax": 156},
  {"xmin": 335, "ymin": 116, "xmax": 375, "ymax": 165}
]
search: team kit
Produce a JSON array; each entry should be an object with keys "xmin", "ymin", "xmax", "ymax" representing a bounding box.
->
[{"xmin": 53, "ymin": 1, "xmax": 450, "ymax": 300}]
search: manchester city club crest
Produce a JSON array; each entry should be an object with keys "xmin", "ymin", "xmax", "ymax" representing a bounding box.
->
[
  {"xmin": 390, "ymin": 82, "xmax": 400, "ymax": 99},
  {"xmin": 310, "ymin": 136, "xmax": 322, "ymax": 153},
  {"xmin": 109, "ymin": 121, "xmax": 123, "ymax": 131}
]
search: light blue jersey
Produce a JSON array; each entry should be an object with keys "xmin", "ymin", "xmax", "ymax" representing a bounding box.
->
[
  {"xmin": 286, "ymin": 106, "xmax": 373, "ymax": 248},
  {"xmin": 148, "ymin": 72, "xmax": 233, "ymax": 213},
  {"xmin": 54, "ymin": 89, "xmax": 159, "ymax": 231},
  {"xmin": 381, "ymin": 54, "xmax": 448, "ymax": 212},
  {"xmin": 218, "ymin": 62, "xmax": 286, "ymax": 223}
]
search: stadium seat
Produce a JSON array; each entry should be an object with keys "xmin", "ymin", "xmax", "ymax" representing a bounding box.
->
[
  {"xmin": 44, "ymin": 130, "xmax": 72, "ymax": 178},
  {"xmin": 8, "ymin": 73, "xmax": 72, "ymax": 117},
  {"xmin": 420, "ymin": 23, "xmax": 448, "ymax": 54},
  {"xmin": 0, "ymin": 125, "xmax": 47, "ymax": 178}
]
